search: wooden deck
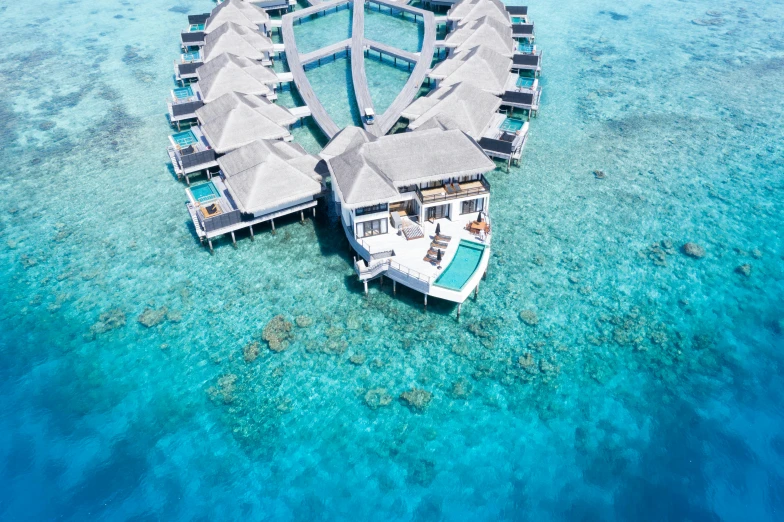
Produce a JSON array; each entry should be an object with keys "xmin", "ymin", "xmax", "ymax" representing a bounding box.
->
[{"xmin": 188, "ymin": 200, "xmax": 319, "ymax": 242}]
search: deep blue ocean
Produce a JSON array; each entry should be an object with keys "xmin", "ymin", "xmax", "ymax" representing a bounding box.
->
[{"xmin": 1, "ymin": 0, "xmax": 783, "ymax": 520}]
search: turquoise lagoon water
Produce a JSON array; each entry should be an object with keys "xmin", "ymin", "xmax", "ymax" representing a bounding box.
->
[
  {"xmin": 1, "ymin": 0, "xmax": 784, "ymax": 521},
  {"xmin": 365, "ymin": 55, "xmax": 413, "ymax": 114},
  {"xmin": 365, "ymin": 6, "xmax": 424, "ymax": 53},
  {"xmin": 292, "ymin": 4, "xmax": 352, "ymax": 55},
  {"xmin": 305, "ymin": 56, "xmax": 363, "ymax": 128},
  {"xmin": 434, "ymin": 240, "xmax": 486, "ymax": 291}
]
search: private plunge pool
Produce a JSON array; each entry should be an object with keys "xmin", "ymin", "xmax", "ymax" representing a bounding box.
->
[
  {"xmin": 434, "ymin": 240, "xmax": 486, "ymax": 291},
  {"xmin": 189, "ymin": 181, "xmax": 220, "ymax": 204}
]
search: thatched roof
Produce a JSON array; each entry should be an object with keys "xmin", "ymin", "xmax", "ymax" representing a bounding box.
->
[
  {"xmin": 448, "ymin": 0, "xmax": 509, "ymax": 26},
  {"xmin": 197, "ymin": 53, "xmax": 278, "ymax": 102},
  {"xmin": 327, "ymin": 129, "xmax": 495, "ymax": 208},
  {"xmin": 218, "ymin": 140, "xmax": 323, "ymax": 215},
  {"xmin": 408, "ymin": 83, "xmax": 501, "ymax": 138},
  {"xmin": 195, "ymin": 92, "xmax": 294, "ymax": 153},
  {"xmin": 319, "ymin": 126, "xmax": 377, "ymax": 160},
  {"xmin": 445, "ymin": 16, "xmax": 514, "ymax": 57},
  {"xmin": 203, "ymin": 22, "xmax": 273, "ymax": 63},
  {"xmin": 205, "ymin": 0, "xmax": 269, "ymax": 34},
  {"xmin": 430, "ymin": 46, "xmax": 511, "ymax": 95}
]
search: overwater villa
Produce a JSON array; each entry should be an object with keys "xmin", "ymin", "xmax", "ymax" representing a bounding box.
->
[
  {"xmin": 195, "ymin": 91, "xmax": 297, "ymax": 152},
  {"xmin": 428, "ymin": 46, "xmax": 513, "ymax": 96},
  {"xmin": 203, "ymin": 21, "xmax": 275, "ymax": 66},
  {"xmin": 402, "ymin": 82, "xmax": 528, "ymax": 169},
  {"xmin": 180, "ymin": 13, "xmax": 209, "ymax": 49},
  {"xmin": 167, "ymin": 125, "xmax": 219, "ymax": 183},
  {"xmin": 186, "ymin": 139, "xmax": 326, "ymax": 252},
  {"xmin": 167, "ymin": 82, "xmax": 204, "ymax": 129},
  {"xmin": 442, "ymin": 15, "xmax": 514, "ymax": 58},
  {"xmin": 326, "ymin": 128, "xmax": 495, "ymax": 306},
  {"xmin": 196, "ymin": 53, "xmax": 280, "ymax": 102}
]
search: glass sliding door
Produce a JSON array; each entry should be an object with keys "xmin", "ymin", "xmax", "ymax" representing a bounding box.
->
[
  {"xmin": 356, "ymin": 218, "xmax": 388, "ymax": 238},
  {"xmin": 461, "ymin": 197, "xmax": 485, "ymax": 215},
  {"xmin": 426, "ymin": 204, "xmax": 449, "ymax": 221}
]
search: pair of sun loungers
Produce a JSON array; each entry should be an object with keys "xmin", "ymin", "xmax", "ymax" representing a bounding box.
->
[{"xmin": 423, "ymin": 233, "xmax": 452, "ymax": 263}]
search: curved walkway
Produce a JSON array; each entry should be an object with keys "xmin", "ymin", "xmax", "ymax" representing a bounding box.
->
[{"xmin": 282, "ymin": 0, "xmax": 435, "ymax": 140}]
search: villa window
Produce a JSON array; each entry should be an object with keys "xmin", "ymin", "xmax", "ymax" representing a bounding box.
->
[
  {"xmin": 461, "ymin": 197, "xmax": 485, "ymax": 215},
  {"xmin": 355, "ymin": 203, "xmax": 388, "ymax": 217},
  {"xmin": 356, "ymin": 218, "xmax": 388, "ymax": 238}
]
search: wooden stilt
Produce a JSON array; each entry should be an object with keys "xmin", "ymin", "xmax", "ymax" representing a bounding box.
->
[
  {"xmin": 475, "ymin": 281, "xmax": 479, "ymax": 299},
  {"xmin": 312, "ymin": 207, "xmax": 316, "ymax": 218},
  {"xmin": 271, "ymin": 219, "xmax": 276, "ymax": 235},
  {"xmin": 379, "ymin": 275, "xmax": 383, "ymax": 288},
  {"xmin": 424, "ymin": 294, "xmax": 428, "ymax": 311},
  {"xmin": 393, "ymin": 280, "xmax": 396, "ymax": 295},
  {"xmin": 230, "ymin": 231, "xmax": 236, "ymax": 247},
  {"xmin": 364, "ymin": 281, "xmax": 368, "ymax": 295},
  {"xmin": 249, "ymin": 225, "xmax": 254, "ymax": 241},
  {"xmin": 207, "ymin": 239, "xmax": 213, "ymax": 254},
  {"xmin": 300, "ymin": 210, "xmax": 305, "ymax": 223},
  {"xmin": 457, "ymin": 303, "xmax": 461, "ymax": 320},
  {"xmin": 185, "ymin": 175, "xmax": 190, "ymax": 186}
]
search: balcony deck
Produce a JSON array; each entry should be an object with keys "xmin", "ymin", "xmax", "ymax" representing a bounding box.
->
[{"xmin": 417, "ymin": 176, "xmax": 490, "ymax": 204}]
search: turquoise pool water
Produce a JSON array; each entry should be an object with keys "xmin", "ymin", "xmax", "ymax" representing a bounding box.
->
[
  {"xmin": 171, "ymin": 129, "xmax": 197, "ymax": 147},
  {"xmin": 499, "ymin": 117, "xmax": 525, "ymax": 132},
  {"xmin": 434, "ymin": 240, "xmax": 485, "ymax": 291},
  {"xmin": 516, "ymin": 76, "xmax": 535, "ymax": 88},
  {"xmin": 518, "ymin": 41, "xmax": 534, "ymax": 53},
  {"xmin": 182, "ymin": 50, "xmax": 200, "ymax": 62},
  {"xmin": 172, "ymin": 85, "xmax": 193, "ymax": 99},
  {"xmin": 189, "ymin": 23, "xmax": 204, "ymax": 32},
  {"xmin": 2, "ymin": 0, "xmax": 784, "ymax": 521},
  {"xmin": 189, "ymin": 181, "xmax": 219, "ymax": 203}
]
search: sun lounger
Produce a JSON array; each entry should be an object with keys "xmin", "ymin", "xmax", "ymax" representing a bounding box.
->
[{"xmin": 435, "ymin": 233, "xmax": 452, "ymax": 242}]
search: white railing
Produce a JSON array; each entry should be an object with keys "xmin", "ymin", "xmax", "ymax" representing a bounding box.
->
[{"xmin": 355, "ymin": 257, "xmax": 433, "ymax": 285}]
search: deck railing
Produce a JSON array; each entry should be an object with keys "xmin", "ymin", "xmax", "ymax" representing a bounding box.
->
[
  {"xmin": 417, "ymin": 176, "xmax": 491, "ymax": 204},
  {"xmin": 355, "ymin": 257, "xmax": 433, "ymax": 285}
]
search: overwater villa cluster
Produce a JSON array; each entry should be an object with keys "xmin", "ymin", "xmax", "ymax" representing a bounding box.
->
[{"xmin": 166, "ymin": 0, "xmax": 543, "ymax": 311}]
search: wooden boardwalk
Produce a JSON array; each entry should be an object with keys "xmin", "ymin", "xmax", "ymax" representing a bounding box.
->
[
  {"xmin": 282, "ymin": 0, "xmax": 436, "ymax": 139},
  {"xmin": 364, "ymin": 39, "xmax": 419, "ymax": 63},
  {"xmin": 373, "ymin": 0, "xmax": 436, "ymax": 135},
  {"xmin": 300, "ymin": 39, "xmax": 351, "ymax": 66},
  {"xmin": 281, "ymin": 0, "xmax": 351, "ymax": 139},
  {"xmin": 350, "ymin": 0, "xmax": 375, "ymax": 132}
]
